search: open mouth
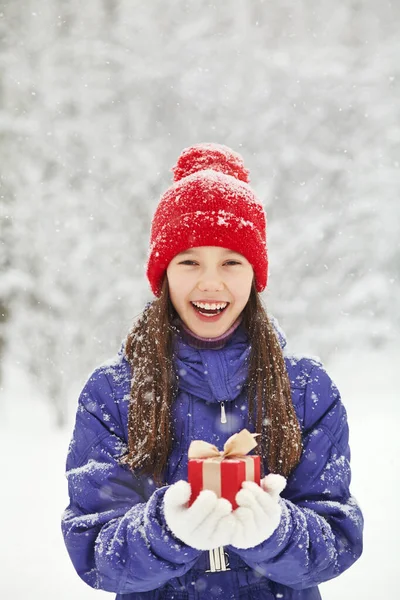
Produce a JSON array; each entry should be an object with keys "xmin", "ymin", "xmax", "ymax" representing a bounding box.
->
[{"xmin": 190, "ymin": 301, "xmax": 229, "ymax": 317}]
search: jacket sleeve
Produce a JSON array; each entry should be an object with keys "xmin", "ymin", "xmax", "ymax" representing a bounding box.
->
[
  {"xmin": 61, "ymin": 368, "xmax": 201, "ymax": 594},
  {"xmin": 228, "ymin": 361, "xmax": 364, "ymax": 590}
]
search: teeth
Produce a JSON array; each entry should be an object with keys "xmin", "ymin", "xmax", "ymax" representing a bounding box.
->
[{"xmin": 192, "ymin": 301, "xmax": 228, "ymax": 310}]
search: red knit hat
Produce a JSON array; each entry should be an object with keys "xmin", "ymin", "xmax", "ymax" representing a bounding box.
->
[{"xmin": 146, "ymin": 143, "xmax": 268, "ymax": 297}]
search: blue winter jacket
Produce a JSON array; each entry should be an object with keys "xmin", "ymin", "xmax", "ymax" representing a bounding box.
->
[{"xmin": 62, "ymin": 318, "xmax": 363, "ymax": 600}]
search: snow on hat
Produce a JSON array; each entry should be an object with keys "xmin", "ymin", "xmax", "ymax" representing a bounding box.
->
[{"xmin": 146, "ymin": 143, "xmax": 268, "ymax": 297}]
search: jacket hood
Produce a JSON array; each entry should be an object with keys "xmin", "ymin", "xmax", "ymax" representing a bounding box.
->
[{"xmin": 118, "ymin": 314, "xmax": 287, "ymax": 404}]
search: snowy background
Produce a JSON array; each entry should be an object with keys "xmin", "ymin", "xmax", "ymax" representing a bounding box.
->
[{"xmin": 0, "ymin": 1, "xmax": 399, "ymax": 598}]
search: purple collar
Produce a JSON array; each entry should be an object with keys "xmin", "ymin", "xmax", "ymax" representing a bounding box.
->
[{"xmin": 173, "ymin": 314, "xmax": 244, "ymax": 350}]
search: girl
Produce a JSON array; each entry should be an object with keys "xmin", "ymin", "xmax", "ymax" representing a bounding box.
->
[{"xmin": 62, "ymin": 143, "xmax": 363, "ymax": 600}]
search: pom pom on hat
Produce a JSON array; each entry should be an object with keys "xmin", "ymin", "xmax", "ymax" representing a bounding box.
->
[
  {"xmin": 172, "ymin": 143, "xmax": 250, "ymax": 183},
  {"xmin": 146, "ymin": 143, "xmax": 268, "ymax": 297}
]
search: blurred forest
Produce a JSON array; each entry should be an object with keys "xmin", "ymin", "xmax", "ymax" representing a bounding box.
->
[{"xmin": 0, "ymin": 0, "xmax": 399, "ymax": 425}]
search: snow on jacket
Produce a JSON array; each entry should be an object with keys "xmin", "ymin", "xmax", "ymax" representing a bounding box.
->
[{"xmin": 61, "ymin": 318, "xmax": 363, "ymax": 600}]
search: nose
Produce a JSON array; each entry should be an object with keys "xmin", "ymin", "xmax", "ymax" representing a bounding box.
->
[{"xmin": 197, "ymin": 267, "xmax": 224, "ymax": 292}]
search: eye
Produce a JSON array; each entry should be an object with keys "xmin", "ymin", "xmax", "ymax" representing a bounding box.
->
[
  {"xmin": 178, "ymin": 260, "xmax": 198, "ymax": 265},
  {"xmin": 224, "ymin": 260, "xmax": 241, "ymax": 266}
]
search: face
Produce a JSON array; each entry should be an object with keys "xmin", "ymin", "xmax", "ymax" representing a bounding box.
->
[{"xmin": 166, "ymin": 246, "xmax": 254, "ymax": 338}]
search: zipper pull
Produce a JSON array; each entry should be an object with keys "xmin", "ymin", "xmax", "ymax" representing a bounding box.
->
[{"xmin": 220, "ymin": 402, "xmax": 227, "ymax": 424}]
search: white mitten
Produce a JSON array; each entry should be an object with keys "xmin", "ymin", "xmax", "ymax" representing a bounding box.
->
[
  {"xmin": 163, "ymin": 480, "xmax": 236, "ymax": 550},
  {"xmin": 230, "ymin": 473, "xmax": 287, "ymax": 549}
]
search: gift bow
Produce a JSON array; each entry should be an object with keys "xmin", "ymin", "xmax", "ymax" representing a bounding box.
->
[{"xmin": 188, "ymin": 428, "xmax": 259, "ymax": 460}]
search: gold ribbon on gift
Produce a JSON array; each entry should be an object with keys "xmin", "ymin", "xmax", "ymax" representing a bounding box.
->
[{"xmin": 188, "ymin": 428, "xmax": 259, "ymax": 460}]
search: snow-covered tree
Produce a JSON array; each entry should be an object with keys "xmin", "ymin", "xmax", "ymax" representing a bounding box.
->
[{"xmin": 1, "ymin": 0, "xmax": 398, "ymax": 422}]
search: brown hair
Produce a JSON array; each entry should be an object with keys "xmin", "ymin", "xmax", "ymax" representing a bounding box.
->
[{"xmin": 121, "ymin": 278, "xmax": 302, "ymax": 484}]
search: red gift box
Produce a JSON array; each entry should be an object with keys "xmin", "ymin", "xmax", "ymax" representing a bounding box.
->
[{"xmin": 187, "ymin": 429, "xmax": 261, "ymax": 510}]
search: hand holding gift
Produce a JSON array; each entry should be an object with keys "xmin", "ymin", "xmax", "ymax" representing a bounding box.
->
[
  {"xmin": 164, "ymin": 430, "xmax": 286, "ymax": 551},
  {"xmin": 188, "ymin": 430, "xmax": 287, "ymax": 550},
  {"xmin": 230, "ymin": 473, "xmax": 287, "ymax": 549},
  {"xmin": 163, "ymin": 480, "xmax": 236, "ymax": 551}
]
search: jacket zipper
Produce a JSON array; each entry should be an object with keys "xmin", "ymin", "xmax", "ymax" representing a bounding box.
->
[
  {"xmin": 220, "ymin": 401, "xmax": 227, "ymax": 424},
  {"xmin": 188, "ymin": 394, "xmax": 193, "ymax": 439}
]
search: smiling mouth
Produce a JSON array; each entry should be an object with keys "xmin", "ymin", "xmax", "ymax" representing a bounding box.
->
[{"xmin": 190, "ymin": 301, "xmax": 229, "ymax": 316}]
